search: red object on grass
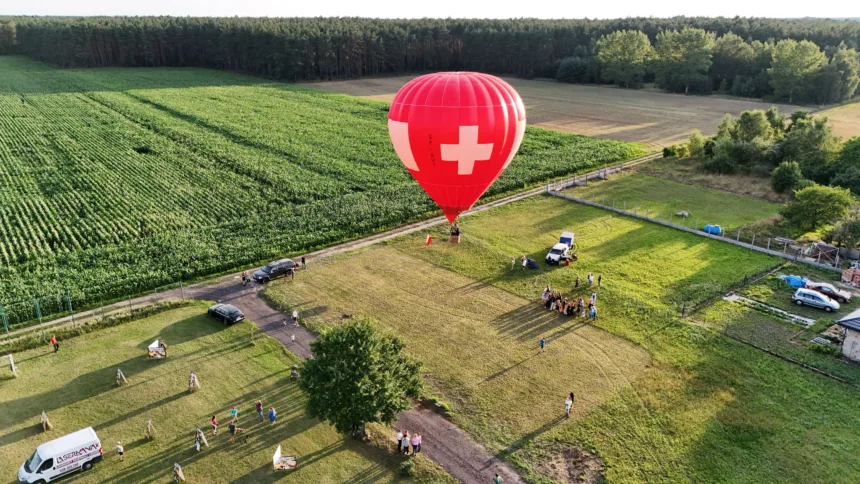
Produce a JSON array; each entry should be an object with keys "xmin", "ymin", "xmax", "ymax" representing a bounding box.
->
[
  {"xmin": 388, "ymin": 72, "xmax": 527, "ymax": 223},
  {"xmin": 425, "ymin": 235, "xmax": 433, "ymax": 246}
]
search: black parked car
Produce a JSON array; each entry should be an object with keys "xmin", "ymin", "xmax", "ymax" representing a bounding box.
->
[
  {"xmin": 208, "ymin": 304, "xmax": 245, "ymax": 325},
  {"xmin": 253, "ymin": 258, "xmax": 297, "ymax": 283}
]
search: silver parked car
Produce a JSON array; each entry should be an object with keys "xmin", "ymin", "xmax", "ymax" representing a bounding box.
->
[{"xmin": 792, "ymin": 288, "xmax": 840, "ymax": 312}]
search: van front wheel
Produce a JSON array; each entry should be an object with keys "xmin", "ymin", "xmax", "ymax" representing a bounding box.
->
[
  {"xmin": 83, "ymin": 461, "xmax": 94, "ymax": 471},
  {"xmin": 33, "ymin": 480, "xmax": 46, "ymax": 484}
]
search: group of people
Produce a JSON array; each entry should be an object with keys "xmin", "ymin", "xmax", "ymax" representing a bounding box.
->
[
  {"xmin": 203, "ymin": 400, "xmax": 278, "ymax": 448},
  {"xmin": 541, "ymin": 285, "xmax": 598, "ymax": 321},
  {"xmin": 395, "ymin": 429, "xmax": 423, "ymax": 456}
]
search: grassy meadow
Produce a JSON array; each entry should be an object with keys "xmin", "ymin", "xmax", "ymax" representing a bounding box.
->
[
  {"xmin": 569, "ymin": 172, "xmax": 781, "ymax": 232},
  {"xmin": 265, "ymin": 195, "xmax": 860, "ymax": 483},
  {"xmin": 0, "ymin": 56, "xmax": 645, "ymax": 318},
  {"xmin": 0, "ymin": 303, "xmax": 447, "ymax": 483}
]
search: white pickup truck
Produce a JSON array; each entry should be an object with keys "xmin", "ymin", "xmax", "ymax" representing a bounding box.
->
[{"xmin": 546, "ymin": 232, "xmax": 575, "ymax": 265}]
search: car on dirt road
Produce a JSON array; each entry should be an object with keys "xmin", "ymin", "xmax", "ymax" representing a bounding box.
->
[
  {"xmin": 253, "ymin": 258, "xmax": 297, "ymax": 283},
  {"xmin": 208, "ymin": 303, "xmax": 245, "ymax": 325},
  {"xmin": 792, "ymin": 288, "xmax": 840, "ymax": 312},
  {"xmin": 806, "ymin": 282, "xmax": 852, "ymax": 304}
]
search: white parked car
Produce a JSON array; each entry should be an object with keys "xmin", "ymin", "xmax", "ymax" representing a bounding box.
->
[
  {"xmin": 792, "ymin": 287, "xmax": 840, "ymax": 312},
  {"xmin": 18, "ymin": 427, "xmax": 102, "ymax": 483}
]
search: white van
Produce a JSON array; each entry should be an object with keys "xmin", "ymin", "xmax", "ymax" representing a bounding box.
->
[{"xmin": 18, "ymin": 427, "xmax": 102, "ymax": 483}]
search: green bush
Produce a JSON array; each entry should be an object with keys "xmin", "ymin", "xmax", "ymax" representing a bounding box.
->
[
  {"xmin": 399, "ymin": 459, "xmax": 416, "ymax": 477},
  {"xmin": 663, "ymin": 146, "xmax": 677, "ymax": 158},
  {"xmin": 771, "ymin": 161, "xmax": 805, "ymax": 193},
  {"xmin": 809, "ymin": 343, "xmax": 838, "ymax": 355}
]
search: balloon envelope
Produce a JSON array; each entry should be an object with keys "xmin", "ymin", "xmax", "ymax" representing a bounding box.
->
[{"xmin": 388, "ymin": 72, "xmax": 526, "ymax": 223}]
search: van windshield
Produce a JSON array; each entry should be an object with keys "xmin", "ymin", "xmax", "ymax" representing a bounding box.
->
[
  {"xmin": 261, "ymin": 266, "xmax": 272, "ymax": 273},
  {"xmin": 550, "ymin": 248, "xmax": 564, "ymax": 255},
  {"xmin": 25, "ymin": 450, "xmax": 42, "ymax": 473}
]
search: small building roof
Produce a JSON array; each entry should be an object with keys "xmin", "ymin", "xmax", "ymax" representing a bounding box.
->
[{"xmin": 837, "ymin": 308, "xmax": 860, "ymax": 332}]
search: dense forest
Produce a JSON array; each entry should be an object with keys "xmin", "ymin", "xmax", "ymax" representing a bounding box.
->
[{"xmin": 1, "ymin": 16, "xmax": 859, "ymax": 103}]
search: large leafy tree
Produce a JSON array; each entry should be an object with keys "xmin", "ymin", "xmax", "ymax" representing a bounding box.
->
[
  {"xmin": 768, "ymin": 39, "xmax": 827, "ymax": 103},
  {"xmin": 653, "ymin": 28, "xmax": 714, "ymax": 94},
  {"xmin": 775, "ymin": 116, "xmax": 841, "ymax": 183},
  {"xmin": 710, "ymin": 32, "xmax": 755, "ymax": 89},
  {"xmin": 596, "ymin": 30, "xmax": 652, "ymax": 87},
  {"xmin": 299, "ymin": 319, "xmax": 422, "ymax": 436},
  {"xmin": 781, "ymin": 184, "xmax": 853, "ymax": 232},
  {"xmin": 824, "ymin": 214, "xmax": 860, "ymax": 250}
]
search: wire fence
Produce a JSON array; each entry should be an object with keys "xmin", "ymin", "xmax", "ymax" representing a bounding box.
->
[
  {"xmin": 547, "ymin": 186, "xmax": 847, "ymax": 273},
  {"xmin": 0, "ymin": 280, "xmax": 187, "ymax": 336}
]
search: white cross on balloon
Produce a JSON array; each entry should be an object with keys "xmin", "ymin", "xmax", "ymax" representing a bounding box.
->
[{"xmin": 441, "ymin": 126, "xmax": 494, "ymax": 175}]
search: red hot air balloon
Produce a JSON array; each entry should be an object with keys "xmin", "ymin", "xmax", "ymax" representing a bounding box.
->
[{"xmin": 388, "ymin": 72, "xmax": 526, "ymax": 223}]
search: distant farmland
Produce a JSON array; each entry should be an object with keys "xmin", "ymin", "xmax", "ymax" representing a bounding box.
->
[
  {"xmin": 313, "ymin": 77, "xmax": 801, "ymax": 149},
  {"xmin": 0, "ymin": 56, "xmax": 644, "ymax": 311}
]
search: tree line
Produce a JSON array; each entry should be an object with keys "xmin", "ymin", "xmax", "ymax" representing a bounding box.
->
[
  {"xmin": 1, "ymin": 16, "xmax": 859, "ymax": 99},
  {"xmin": 549, "ymin": 28, "xmax": 860, "ymax": 104}
]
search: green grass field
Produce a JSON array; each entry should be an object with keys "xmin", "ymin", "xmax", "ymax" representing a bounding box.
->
[
  {"xmin": 266, "ymin": 196, "xmax": 860, "ymax": 483},
  {"xmin": 0, "ymin": 56, "xmax": 645, "ymax": 318},
  {"xmin": 0, "ymin": 304, "xmax": 447, "ymax": 483},
  {"xmin": 570, "ymin": 172, "xmax": 781, "ymax": 231}
]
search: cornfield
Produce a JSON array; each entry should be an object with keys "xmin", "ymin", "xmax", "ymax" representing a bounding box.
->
[{"xmin": 0, "ymin": 56, "xmax": 646, "ymax": 308}]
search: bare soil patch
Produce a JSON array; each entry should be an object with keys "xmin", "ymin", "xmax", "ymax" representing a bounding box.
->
[
  {"xmin": 535, "ymin": 447, "xmax": 605, "ymax": 484},
  {"xmin": 311, "ymin": 76, "xmax": 795, "ymax": 150}
]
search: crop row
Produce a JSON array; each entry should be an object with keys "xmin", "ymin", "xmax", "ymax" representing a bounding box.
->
[{"xmin": 0, "ymin": 56, "xmax": 645, "ymax": 311}]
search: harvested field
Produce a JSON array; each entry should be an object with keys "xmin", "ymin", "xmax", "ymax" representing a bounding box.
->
[
  {"xmin": 817, "ymin": 101, "xmax": 860, "ymax": 140},
  {"xmin": 313, "ymin": 77, "xmax": 796, "ymax": 149}
]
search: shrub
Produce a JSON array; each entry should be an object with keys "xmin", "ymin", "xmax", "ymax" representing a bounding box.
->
[
  {"xmin": 663, "ymin": 146, "xmax": 677, "ymax": 158},
  {"xmin": 781, "ymin": 184, "xmax": 853, "ymax": 232},
  {"xmin": 556, "ymin": 56, "xmax": 589, "ymax": 83},
  {"xmin": 688, "ymin": 130, "xmax": 706, "ymax": 157},
  {"xmin": 399, "ymin": 460, "xmax": 416, "ymax": 477},
  {"xmin": 771, "ymin": 161, "xmax": 804, "ymax": 193}
]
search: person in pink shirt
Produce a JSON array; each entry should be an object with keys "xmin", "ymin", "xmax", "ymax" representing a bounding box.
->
[{"xmin": 410, "ymin": 433, "xmax": 421, "ymax": 455}]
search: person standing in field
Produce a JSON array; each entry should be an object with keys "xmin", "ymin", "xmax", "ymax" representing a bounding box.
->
[
  {"xmin": 211, "ymin": 415, "xmax": 218, "ymax": 435},
  {"xmin": 116, "ymin": 441, "xmax": 124, "ymax": 461},
  {"xmin": 575, "ymin": 276, "xmax": 580, "ymax": 289},
  {"xmin": 395, "ymin": 429, "xmax": 404, "ymax": 453},
  {"xmin": 587, "ymin": 272, "xmax": 593, "ymax": 287},
  {"xmin": 255, "ymin": 400, "xmax": 264, "ymax": 421},
  {"xmin": 402, "ymin": 431, "xmax": 410, "ymax": 455},
  {"xmin": 50, "ymin": 335, "xmax": 59, "ymax": 352},
  {"xmin": 241, "ymin": 271, "xmax": 249, "ymax": 286},
  {"xmin": 411, "ymin": 433, "xmax": 421, "ymax": 455},
  {"xmin": 589, "ymin": 305, "xmax": 597, "ymax": 321},
  {"xmin": 511, "ymin": 257, "xmax": 515, "ymax": 270},
  {"xmin": 539, "ymin": 338, "xmax": 546, "ymax": 353},
  {"xmin": 230, "ymin": 406, "xmax": 238, "ymax": 421},
  {"xmin": 268, "ymin": 407, "xmax": 277, "ymax": 425},
  {"xmin": 301, "ymin": 256, "xmax": 306, "ymax": 269},
  {"xmin": 521, "ymin": 255, "xmax": 527, "ymax": 270},
  {"xmin": 598, "ymin": 273, "xmax": 603, "ymax": 287},
  {"xmin": 292, "ymin": 309, "xmax": 299, "ymax": 326},
  {"xmin": 565, "ymin": 393, "xmax": 574, "ymax": 418},
  {"xmin": 291, "ymin": 334, "xmax": 296, "ymax": 345},
  {"xmin": 493, "ymin": 473, "xmax": 503, "ymax": 484}
]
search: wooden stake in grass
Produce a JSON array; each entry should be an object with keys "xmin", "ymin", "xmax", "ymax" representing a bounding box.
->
[
  {"xmin": 4, "ymin": 354, "xmax": 16, "ymax": 378},
  {"xmin": 189, "ymin": 371, "xmax": 200, "ymax": 393},
  {"xmin": 116, "ymin": 368, "xmax": 128, "ymax": 386},
  {"xmin": 145, "ymin": 419, "xmax": 156, "ymax": 440},
  {"xmin": 41, "ymin": 411, "xmax": 52, "ymax": 432},
  {"xmin": 173, "ymin": 462, "xmax": 186, "ymax": 482}
]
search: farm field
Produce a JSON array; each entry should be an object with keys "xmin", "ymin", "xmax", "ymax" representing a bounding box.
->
[
  {"xmin": 567, "ymin": 172, "xmax": 781, "ymax": 231},
  {"xmin": 817, "ymin": 101, "xmax": 860, "ymax": 141},
  {"xmin": 312, "ymin": 76, "xmax": 797, "ymax": 149},
  {"xmin": 265, "ymin": 195, "xmax": 860, "ymax": 483},
  {"xmin": 695, "ymin": 298, "xmax": 860, "ymax": 386},
  {"xmin": 0, "ymin": 56, "xmax": 645, "ymax": 318},
  {"xmin": 635, "ymin": 156, "xmax": 789, "ymax": 203},
  {"xmin": 0, "ymin": 303, "xmax": 445, "ymax": 483}
]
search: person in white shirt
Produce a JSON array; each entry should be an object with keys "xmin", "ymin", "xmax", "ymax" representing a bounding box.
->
[
  {"xmin": 395, "ymin": 429, "xmax": 404, "ymax": 452},
  {"xmin": 292, "ymin": 310, "xmax": 299, "ymax": 326}
]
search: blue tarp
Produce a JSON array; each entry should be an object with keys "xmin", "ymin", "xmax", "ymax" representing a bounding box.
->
[
  {"xmin": 703, "ymin": 224, "xmax": 722, "ymax": 235},
  {"xmin": 778, "ymin": 274, "xmax": 808, "ymax": 289}
]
